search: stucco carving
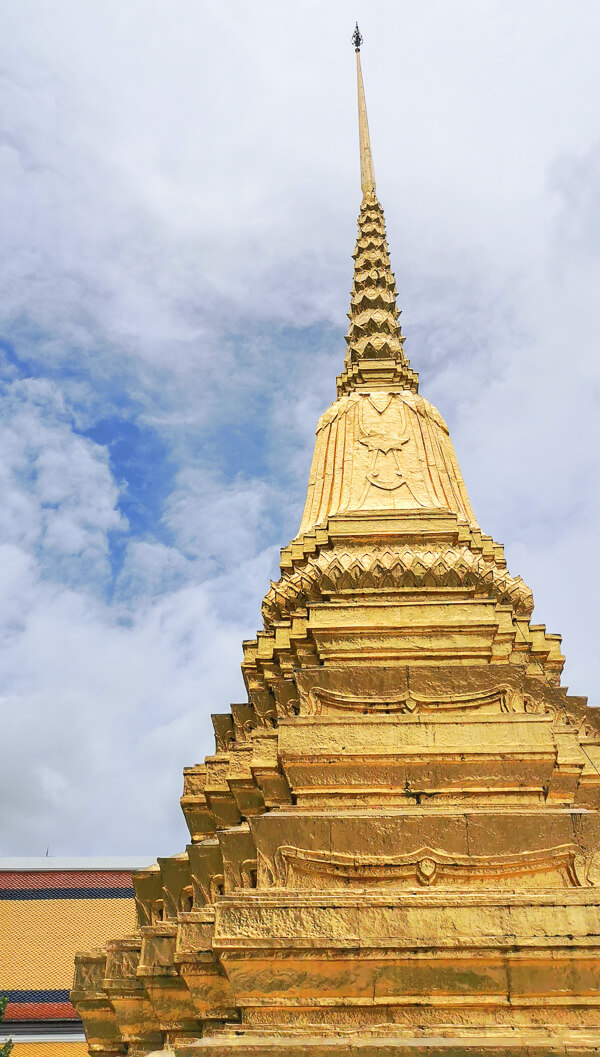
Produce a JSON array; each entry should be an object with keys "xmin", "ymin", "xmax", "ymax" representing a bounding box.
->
[{"xmin": 272, "ymin": 844, "xmax": 592, "ymax": 890}]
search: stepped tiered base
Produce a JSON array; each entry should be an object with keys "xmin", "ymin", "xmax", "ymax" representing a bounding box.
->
[{"xmin": 72, "ymin": 509, "xmax": 600, "ymax": 1055}]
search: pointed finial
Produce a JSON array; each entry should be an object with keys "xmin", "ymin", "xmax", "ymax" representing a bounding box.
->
[{"xmin": 354, "ymin": 27, "xmax": 375, "ymax": 196}]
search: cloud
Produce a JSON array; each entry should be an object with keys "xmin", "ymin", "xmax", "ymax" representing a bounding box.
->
[
  {"xmin": 0, "ymin": 563, "xmax": 249, "ymax": 854},
  {"xmin": 0, "ymin": 377, "xmax": 124, "ymax": 587},
  {"xmin": 0, "ymin": 0, "xmax": 599, "ymax": 853}
]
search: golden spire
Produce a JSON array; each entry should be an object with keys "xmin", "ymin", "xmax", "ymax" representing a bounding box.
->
[
  {"xmin": 337, "ymin": 27, "xmax": 418, "ymax": 396},
  {"xmin": 353, "ymin": 24, "xmax": 376, "ymax": 197}
]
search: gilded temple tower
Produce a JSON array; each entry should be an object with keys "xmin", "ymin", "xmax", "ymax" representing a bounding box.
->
[{"xmin": 73, "ymin": 29, "xmax": 600, "ymax": 1056}]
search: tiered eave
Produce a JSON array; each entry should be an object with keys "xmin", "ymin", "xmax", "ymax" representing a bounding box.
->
[{"xmin": 338, "ymin": 192, "xmax": 418, "ymax": 395}]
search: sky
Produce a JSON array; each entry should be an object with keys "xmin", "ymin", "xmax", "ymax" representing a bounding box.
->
[{"xmin": 1, "ymin": 0, "xmax": 599, "ymax": 856}]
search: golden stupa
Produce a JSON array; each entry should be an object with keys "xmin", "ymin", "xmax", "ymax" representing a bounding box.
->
[{"xmin": 72, "ymin": 28, "xmax": 600, "ymax": 1056}]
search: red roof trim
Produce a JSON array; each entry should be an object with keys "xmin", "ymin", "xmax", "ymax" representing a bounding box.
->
[
  {"xmin": 0, "ymin": 870, "xmax": 134, "ymax": 890},
  {"xmin": 5, "ymin": 1001, "xmax": 78, "ymax": 1022}
]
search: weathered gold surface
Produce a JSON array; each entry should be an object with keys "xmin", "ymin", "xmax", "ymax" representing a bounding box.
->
[
  {"xmin": 298, "ymin": 391, "xmax": 476, "ymax": 533},
  {"xmin": 356, "ymin": 49, "xmax": 375, "ymax": 197},
  {"xmin": 72, "ymin": 38, "xmax": 600, "ymax": 1057}
]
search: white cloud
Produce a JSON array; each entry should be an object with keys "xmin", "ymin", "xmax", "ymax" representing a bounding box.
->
[
  {"xmin": 165, "ymin": 470, "xmax": 275, "ymax": 563},
  {"xmin": 0, "ymin": 378, "xmax": 124, "ymax": 586},
  {"xmin": 0, "ymin": 541, "xmax": 266, "ymax": 854},
  {"xmin": 0, "ymin": 382, "xmax": 280, "ymax": 852}
]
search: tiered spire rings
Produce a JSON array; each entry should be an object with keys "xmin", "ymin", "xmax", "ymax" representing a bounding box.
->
[{"xmin": 338, "ymin": 27, "xmax": 418, "ymax": 394}]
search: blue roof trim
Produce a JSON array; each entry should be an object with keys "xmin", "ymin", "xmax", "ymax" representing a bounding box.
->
[
  {"xmin": 0, "ymin": 886, "xmax": 135, "ymax": 901},
  {"xmin": 3, "ymin": 989, "xmax": 71, "ymax": 1003}
]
